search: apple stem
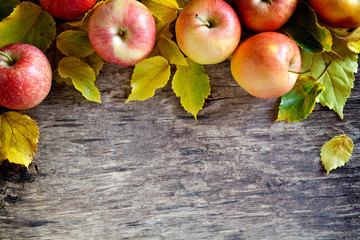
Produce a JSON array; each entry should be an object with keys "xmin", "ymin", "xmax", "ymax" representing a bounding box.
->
[
  {"xmin": 288, "ymin": 68, "xmax": 311, "ymax": 75},
  {"xmin": 195, "ymin": 14, "xmax": 210, "ymax": 27},
  {"xmin": 0, "ymin": 51, "xmax": 14, "ymax": 65},
  {"xmin": 267, "ymin": 0, "xmax": 273, "ymax": 4},
  {"xmin": 119, "ymin": 27, "xmax": 126, "ymax": 36}
]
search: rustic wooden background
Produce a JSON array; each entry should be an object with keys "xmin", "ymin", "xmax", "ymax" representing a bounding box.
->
[{"xmin": 0, "ymin": 60, "xmax": 359, "ymax": 239}]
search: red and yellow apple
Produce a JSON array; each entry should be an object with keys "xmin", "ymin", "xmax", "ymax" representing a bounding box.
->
[
  {"xmin": 231, "ymin": 32, "xmax": 301, "ymax": 99},
  {"xmin": 88, "ymin": 0, "xmax": 156, "ymax": 66},
  {"xmin": 175, "ymin": 0, "xmax": 241, "ymax": 65},
  {"xmin": 0, "ymin": 43, "xmax": 52, "ymax": 110},
  {"xmin": 233, "ymin": 0, "xmax": 298, "ymax": 32},
  {"xmin": 39, "ymin": 0, "xmax": 96, "ymax": 20},
  {"xmin": 309, "ymin": 0, "xmax": 360, "ymax": 29}
]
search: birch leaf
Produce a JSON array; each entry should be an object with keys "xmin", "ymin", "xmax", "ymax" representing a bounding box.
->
[
  {"xmin": 158, "ymin": 36, "xmax": 188, "ymax": 66},
  {"xmin": 172, "ymin": 58, "xmax": 210, "ymax": 120},
  {"xmin": 0, "ymin": 1, "xmax": 56, "ymax": 52},
  {"xmin": 56, "ymin": 30, "xmax": 94, "ymax": 58},
  {"xmin": 300, "ymin": 35, "xmax": 358, "ymax": 119},
  {"xmin": 127, "ymin": 56, "xmax": 171, "ymax": 102},
  {"xmin": 0, "ymin": 112, "xmax": 39, "ymax": 168},
  {"xmin": 321, "ymin": 134, "xmax": 354, "ymax": 174},
  {"xmin": 58, "ymin": 57, "xmax": 101, "ymax": 103},
  {"xmin": 277, "ymin": 75, "xmax": 325, "ymax": 122},
  {"xmin": 142, "ymin": 0, "xmax": 179, "ymax": 23}
]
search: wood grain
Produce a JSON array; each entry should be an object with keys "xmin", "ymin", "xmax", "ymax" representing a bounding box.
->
[{"xmin": 1, "ymin": 61, "xmax": 359, "ymax": 239}]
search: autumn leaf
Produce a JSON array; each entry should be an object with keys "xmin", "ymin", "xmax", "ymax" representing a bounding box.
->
[
  {"xmin": 172, "ymin": 58, "xmax": 210, "ymax": 120},
  {"xmin": 0, "ymin": 0, "xmax": 19, "ymax": 21},
  {"xmin": 300, "ymin": 34, "xmax": 358, "ymax": 119},
  {"xmin": 277, "ymin": 75, "xmax": 325, "ymax": 122},
  {"xmin": 127, "ymin": 56, "xmax": 171, "ymax": 102},
  {"xmin": 0, "ymin": 1, "xmax": 56, "ymax": 52},
  {"xmin": 332, "ymin": 27, "xmax": 360, "ymax": 53},
  {"xmin": 57, "ymin": 30, "xmax": 95, "ymax": 58},
  {"xmin": 158, "ymin": 36, "xmax": 188, "ymax": 66},
  {"xmin": 81, "ymin": 52, "xmax": 105, "ymax": 76},
  {"xmin": 148, "ymin": 17, "xmax": 173, "ymax": 57},
  {"xmin": 58, "ymin": 57, "xmax": 101, "ymax": 103},
  {"xmin": 0, "ymin": 111, "xmax": 39, "ymax": 168},
  {"xmin": 142, "ymin": 0, "xmax": 179, "ymax": 23},
  {"xmin": 321, "ymin": 134, "xmax": 354, "ymax": 174},
  {"xmin": 282, "ymin": 2, "xmax": 332, "ymax": 53}
]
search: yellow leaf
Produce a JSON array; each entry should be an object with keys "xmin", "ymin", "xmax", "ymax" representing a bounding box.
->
[
  {"xmin": 56, "ymin": 30, "xmax": 95, "ymax": 58},
  {"xmin": 320, "ymin": 134, "xmax": 354, "ymax": 175},
  {"xmin": 158, "ymin": 36, "xmax": 188, "ymax": 66},
  {"xmin": 148, "ymin": 17, "xmax": 172, "ymax": 57},
  {"xmin": 58, "ymin": 57, "xmax": 101, "ymax": 103},
  {"xmin": 81, "ymin": 52, "xmax": 104, "ymax": 76},
  {"xmin": 172, "ymin": 58, "xmax": 210, "ymax": 120},
  {"xmin": 0, "ymin": 1, "xmax": 56, "ymax": 51},
  {"xmin": 142, "ymin": 0, "xmax": 179, "ymax": 23},
  {"xmin": 333, "ymin": 26, "xmax": 360, "ymax": 53},
  {"xmin": 127, "ymin": 56, "xmax": 171, "ymax": 102},
  {"xmin": 0, "ymin": 112, "xmax": 39, "ymax": 168}
]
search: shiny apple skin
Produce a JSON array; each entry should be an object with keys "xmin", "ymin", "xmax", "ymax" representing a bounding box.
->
[
  {"xmin": 0, "ymin": 43, "xmax": 52, "ymax": 110},
  {"xmin": 231, "ymin": 32, "xmax": 301, "ymax": 99},
  {"xmin": 88, "ymin": 0, "xmax": 156, "ymax": 66},
  {"xmin": 39, "ymin": 0, "xmax": 97, "ymax": 20},
  {"xmin": 233, "ymin": 0, "xmax": 298, "ymax": 32},
  {"xmin": 175, "ymin": 0, "xmax": 241, "ymax": 65},
  {"xmin": 309, "ymin": 0, "xmax": 360, "ymax": 28}
]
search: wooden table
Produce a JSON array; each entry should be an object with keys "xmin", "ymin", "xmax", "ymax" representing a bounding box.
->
[{"xmin": 1, "ymin": 61, "xmax": 359, "ymax": 239}]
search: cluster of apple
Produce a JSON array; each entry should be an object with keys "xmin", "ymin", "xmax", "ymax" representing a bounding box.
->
[
  {"xmin": 0, "ymin": 0, "xmax": 98, "ymax": 110},
  {"xmin": 85, "ymin": 0, "xmax": 360, "ymax": 99},
  {"xmin": 0, "ymin": 0, "xmax": 359, "ymax": 110}
]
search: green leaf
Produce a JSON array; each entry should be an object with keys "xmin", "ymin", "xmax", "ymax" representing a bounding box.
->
[
  {"xmin": 321, "ymin": 134, "xmax": 354, "ymax": 175},
  {"xmin": 172, "ymin": 58, "xmax": 210, "ymax": 120},
  {"xmin": 277, "ymin": 75, "xmax": 325, "ymax": 122},
  {"xmin": 158, "ymin": 36, "xmax": 188, "ymax": 66},
  {"xmin": 127, "ymin": 56, "xmax": 171, "ymax": 102},
  {"xmin": 282, "ymin": 2, "xmax": 332, "ymax": 53},
  {"xmin": 142, "ymin": 0, "xmax": 179, "ymax": 23},
  {"xmin": 300, "ymin": 35, "xmax": 358, "ymax": 119},
  {"xmin": 58, "ymin": 57, "xmax": 101, "ymax": 103},
  {"xmin": 0, "ymin": 111, "xmax": 39, "ymax": 168},
  {"xmin": 0, "ymin": 1, "xmax": 56, "ymax": 52},
  {"xmin": 56, "ymin": 30, "xmax": 95, "ymax": 58},
  {"xmin": 0, "ymin": 0, "xmax": 19, "ymax": 21}
]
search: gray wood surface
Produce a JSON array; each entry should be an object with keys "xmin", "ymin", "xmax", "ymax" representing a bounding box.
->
[{"xmin": 1, "ymin": 60, "xmax": 359, "ymax": 239}]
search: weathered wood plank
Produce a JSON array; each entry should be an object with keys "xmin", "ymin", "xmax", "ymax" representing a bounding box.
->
[{"xmin": 1, "ymin": 61, "xmax": 359, "ymax": 239}]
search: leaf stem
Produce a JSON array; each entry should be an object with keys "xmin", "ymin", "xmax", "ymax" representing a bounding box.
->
[
  {"xmin": 332, "ymin": 126, "xmax": 346, "ymax": 135},
  {"xmin": 288, "ymin": 68, "xmax": 311, "ymax": 75},
  {"xmin": 330, "ymin": 50, "xmax": 344, "ymax": 61},
  {"xmin": 317, "ymin": 61, "xmax": 332, "ymax": 81},
  {"xmin": 0, "ymin": 51, "xmax": 14, "ymax": 65},
  {"xmin": 195, "ymin": 14, "xmax": 210, "ymax": 27}
]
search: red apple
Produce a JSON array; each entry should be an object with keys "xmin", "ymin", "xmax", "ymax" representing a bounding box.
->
[
  {"xmin": 309, "ymin": 0, "xmax": 360, "ymax": 28},
  {"xmin": 39, "ymin": 0, "xmax": 96, "ymax": 20},
  {"xmin": 175, "ymin": 0, "xmax": 241, "ymax": 65},
  {"xmin": 0, "ymin": 43, "xmax": 52, "ymax": 110},
  {"xmin": 231, "ymin": 32, "xmax": 301, "ymax": 99},
  {"xmin": 88, "ymin": 0, "xmax": 156, "ymax": 66},
  {"xmin": 233, "ymin": 0, "xmax": 298, "ymax": 32}
]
